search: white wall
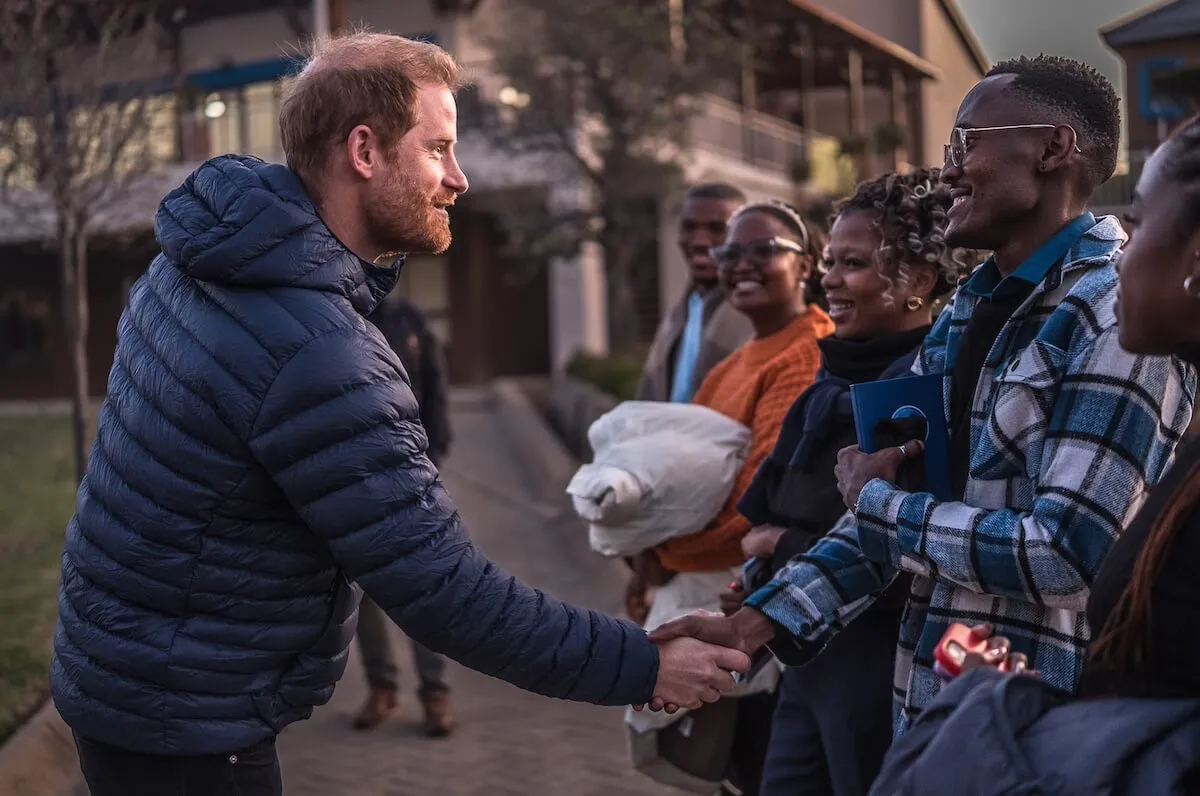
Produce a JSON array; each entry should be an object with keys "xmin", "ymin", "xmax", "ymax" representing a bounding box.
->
[{"xmin": 919, "ymin": 0, "xmax": 985, "ymax": 167}]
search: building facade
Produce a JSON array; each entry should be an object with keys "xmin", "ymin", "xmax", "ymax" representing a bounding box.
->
[
  {"xmin": 0, "ymin": 0, "xmax": 988, "ymax": 399},
  {"xmin": 1095, "ymin": 0, "xmax": 1200, "ymax": 214}
]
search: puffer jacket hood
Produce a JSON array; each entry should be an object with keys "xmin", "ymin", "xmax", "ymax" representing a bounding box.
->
[
  {"xmin": 52, "ymin": 155, "xmax": 658, "ymax": 757},
  {"xmin": 871, "ymin": 668, "xmax": 1200, "ymax": 796},
  {"xmin": 156, "ymin": 154, "xmax": 398, "ymax": 313}
]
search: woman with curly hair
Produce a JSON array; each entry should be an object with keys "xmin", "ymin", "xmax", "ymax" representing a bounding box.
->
[{"xmin": 729, "ymin": 168, "xmax": 980, "ymax": 796}]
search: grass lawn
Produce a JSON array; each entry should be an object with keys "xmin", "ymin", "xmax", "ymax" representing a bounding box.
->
[{"xmin": 0, "ymin": 413, "xmax": 90, "ymax": 744}]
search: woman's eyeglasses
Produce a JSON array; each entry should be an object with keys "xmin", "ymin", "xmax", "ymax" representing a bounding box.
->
[
  {"xmin": 709, "ymin": 237, "xmax": 805, "ymax": 269},
  {"xmin": 943, "ymin": 124, "xmax": 1082, "ymax": 169}
]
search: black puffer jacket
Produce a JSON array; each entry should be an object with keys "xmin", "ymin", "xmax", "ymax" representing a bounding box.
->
[{"xmin": 51, "ymin": 155, "xmax": 657, "ymax": 756}]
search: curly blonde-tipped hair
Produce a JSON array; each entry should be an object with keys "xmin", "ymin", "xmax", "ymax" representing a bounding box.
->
[{"xmin": 832, "ymin": 167, "xmax": 984, "ymax": 310}]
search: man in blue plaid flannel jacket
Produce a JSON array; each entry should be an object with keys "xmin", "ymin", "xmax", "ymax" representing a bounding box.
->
[{"xmin": 648, "ymin": 56, "xmax": 1197, "ymax": 737}]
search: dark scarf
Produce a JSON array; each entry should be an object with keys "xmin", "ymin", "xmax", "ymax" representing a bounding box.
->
[
  {"xmin": 778, "ymin": 326, "xmax": 931, "ymax": 471},
  {"xmin": 738, "ymin": 325, "xmax": 930, "ymax": 527}
]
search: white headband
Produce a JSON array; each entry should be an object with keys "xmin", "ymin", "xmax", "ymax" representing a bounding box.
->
[{"xmin": 732, "ymin": 200, "xmax": 810, "ymax": 251}]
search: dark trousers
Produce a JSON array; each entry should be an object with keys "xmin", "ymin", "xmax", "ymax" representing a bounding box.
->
[
  {"xmin": 75, "ymin": 733, "xmax": 282, "ymax": 796},
  {"xmin": 760, "ymin": 611, "xmax": 898, "ymax": 796},
  {"xmin": 356, "ymin": 595, "xmax": 449, "ymax": 694},
  {"xmin": 724, "ymin": 690, "xmax": 779, "ymax": 796}
]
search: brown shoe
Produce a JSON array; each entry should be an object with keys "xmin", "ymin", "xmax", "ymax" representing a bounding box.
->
[
  {"xmin": 419, "ymin": 690, "xmax": 454, "ymax": 738},
  {"xmin": 352, "ymin": 688, "xmax": 397, "ymax": 730}
]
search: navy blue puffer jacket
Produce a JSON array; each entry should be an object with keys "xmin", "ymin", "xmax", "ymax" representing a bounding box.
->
[{"xmin": 51, "ymin": 155, "xmax": 658, "ymax": 756}]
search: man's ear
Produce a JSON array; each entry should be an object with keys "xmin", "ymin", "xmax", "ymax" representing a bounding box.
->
[
  {"xmin": 346, "ymin": 124, "xmax": 378, "ymax": 180},
  {"xmin": 1039, "ymin": 124, "xmax": 1078, "ymax": 174}
]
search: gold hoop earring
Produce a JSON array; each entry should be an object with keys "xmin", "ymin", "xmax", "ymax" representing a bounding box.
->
[
  {"xmin": 1185, "ymin": 275, "xmax": 1200, "ymax": 299},
  {"xmin": 905, "ymin": 296, "xmax": 924, "ymax": 311}
]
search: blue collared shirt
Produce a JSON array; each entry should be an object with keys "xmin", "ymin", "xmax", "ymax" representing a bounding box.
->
[
  {"xmin": 961, "ymin": 212, "xmax": 1097, "ymax": 301},
  {"xmin": 669, "ymin": 291, "xmax": 706, "ymax": 403}
]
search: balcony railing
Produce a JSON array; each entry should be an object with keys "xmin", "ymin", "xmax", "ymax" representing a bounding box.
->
[{"xmin": 689, "ymin": 95, "xmax": 842, "ymax": 191}]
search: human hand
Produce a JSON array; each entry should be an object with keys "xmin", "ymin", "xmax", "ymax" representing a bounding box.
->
[
  {"xmin": 718, "ymin": 577, "xmax": 745, "ymax": 617},
  {"xmin": 741, "ymin": 525, "xmax": 787, "ymax": 558},
  {"xmin": 625, "ymin": 572, "xmax": 651, "ymax": 626},
  {"xmin": 834, "ymin": 440, "xmax": 923, "ymax": 509},
  {"xmin": 934, "ymin": 624, "xmax": 1038, "ymax": 680},
  {"xmin": 648, "ymin": 607, "xmax": 776, "ymax": 659},
  {"xmin": 639, "ymin": 636, "xmax": 750, "ymax": 714}
]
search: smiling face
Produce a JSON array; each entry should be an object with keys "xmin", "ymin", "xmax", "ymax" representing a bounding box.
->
[
  {"xmin": 678, "ymin": 196, "xmax": 739, "ymax": 289},
  {"xmin": 368, "ymin": 83, "xmax": 469, "ymax": 255},
  {"xmin": 716, "ymin": 210, "xmax": 810, "ymax": 318},
  {"xmin": 941, "ymin": 75, "xmax": 1059, "ymax": 252},
  {"xmin": 1115, "ymin": 138, "xmax": 1200, "ymax": 356},
  {"xmin": 822, "ymin": 210, "xmax": 937, "ymax": 340}
]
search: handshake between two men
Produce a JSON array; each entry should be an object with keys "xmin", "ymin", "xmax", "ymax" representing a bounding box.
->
[{"xmin": 641, "ymin": 608, "xmax": 778, "ymax": 712}]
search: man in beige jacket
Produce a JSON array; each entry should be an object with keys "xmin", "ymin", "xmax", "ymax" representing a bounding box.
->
[{"xmin": 626, "ymin": 182, "xmax": 754, "ymax": 621}]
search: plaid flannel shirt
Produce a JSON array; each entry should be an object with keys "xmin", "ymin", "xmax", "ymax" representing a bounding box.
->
[{"xmin": 745, "ymin": 215, "xmax": 1197, "ymax": 736}]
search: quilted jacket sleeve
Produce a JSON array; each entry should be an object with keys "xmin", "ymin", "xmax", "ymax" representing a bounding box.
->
[{"xmin": 249, "ymin": 327, "xmax": 658, "ymax": 706}]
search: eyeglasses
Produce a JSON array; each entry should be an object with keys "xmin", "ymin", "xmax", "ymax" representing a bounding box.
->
[
  {"xmin": 709, "ymin": 237, "xmax": 805, "ymax": 269},
  {"xmin": 942, "ymin": 124, "xmax": 1083, "ymax": 168}
]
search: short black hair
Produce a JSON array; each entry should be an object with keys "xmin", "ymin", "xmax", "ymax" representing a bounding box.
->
[
  {"xmin": 986, "ymin": 54, "xmax": 1121, "ymax": 188},
  {"xmin": 685, "ymin": 182, "xmax": 746, "ymax": 203}
]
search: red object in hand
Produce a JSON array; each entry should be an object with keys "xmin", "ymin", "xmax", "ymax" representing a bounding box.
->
[{"xmin": 933, "ymin": 623, "xmax": 991, "ymax": 678}]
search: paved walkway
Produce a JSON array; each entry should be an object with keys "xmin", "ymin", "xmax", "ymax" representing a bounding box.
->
[{"xmin": 274, "ymin": 388, "xmax": 675, "ymax": 795}]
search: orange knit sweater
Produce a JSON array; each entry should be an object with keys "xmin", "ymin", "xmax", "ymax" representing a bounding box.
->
[{"xmin": 656, "ymin": 308, "xmax": 834, "ymax": 572}]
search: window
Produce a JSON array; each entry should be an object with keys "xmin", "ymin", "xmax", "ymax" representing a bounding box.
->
[{"xmin": 0, "ymin": 290, "xmax": 51, "ymax": 366}]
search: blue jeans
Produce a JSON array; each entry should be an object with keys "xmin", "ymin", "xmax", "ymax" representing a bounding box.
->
[{"xmin": 761, "ymin": 611, "xmax": 898, "ymax": 796}]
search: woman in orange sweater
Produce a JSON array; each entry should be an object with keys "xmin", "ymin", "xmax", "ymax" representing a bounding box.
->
[
  {"xmin": 643, "ymin": 200, "xmax": 832, "ymax": 796},
  {"xmin": 657, "ymin": 200, "xmax": 833, "ymax": 572}
]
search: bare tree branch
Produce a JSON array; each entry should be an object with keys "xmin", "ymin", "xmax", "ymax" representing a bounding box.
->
[{"xmin": 0, "ymin": 0, "xmax": 170, "ymax": 481}]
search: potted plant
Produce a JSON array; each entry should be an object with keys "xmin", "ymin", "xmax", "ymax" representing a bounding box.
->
[{"xmin": 873, "ymin": 122, "xmax": 908, "ymax": 154}]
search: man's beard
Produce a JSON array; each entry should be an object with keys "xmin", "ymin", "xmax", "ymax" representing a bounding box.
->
[{"xmin": 365, "ymin": 168, "xmax": 454, "ymax": 255}]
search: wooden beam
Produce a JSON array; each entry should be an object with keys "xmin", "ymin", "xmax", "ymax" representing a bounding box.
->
[
  {"xmin": 847, "ymin": 47, "xmax": 864, "ymax": 138},
  {"xmin": 328, "ymin": 0, "xmax": 347, "ymax": 34},
  {"xmin": 890, "ymin": 66, "xmax": 908, "ymax": 169}
]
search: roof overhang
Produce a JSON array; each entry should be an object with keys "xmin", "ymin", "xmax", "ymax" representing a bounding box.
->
[{"xmin": 784, "ymin": 0, "xmax": 941, "ymax": 80}]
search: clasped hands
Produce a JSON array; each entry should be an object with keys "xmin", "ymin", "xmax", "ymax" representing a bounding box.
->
[{"xmin": 636, "ymin": 607, "xmax": 778, "ymax": 714}]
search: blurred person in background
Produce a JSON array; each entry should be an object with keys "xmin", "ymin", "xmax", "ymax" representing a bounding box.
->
[
  {"xmin": 353, "ymin": 294, "xmax": 455, "ymax": 737},
  {"xmin": 626, "ymin": 182, "xmax": 754, "ymax": 624}
]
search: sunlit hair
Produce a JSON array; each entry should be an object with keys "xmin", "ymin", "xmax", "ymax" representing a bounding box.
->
[
  {"xmin": 832, "ymin": 168, "xmax": 983, "ymax": 310},
  {"xmin": 279, "ymin": 32, "xmax": 462, "ymax": 197}
]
